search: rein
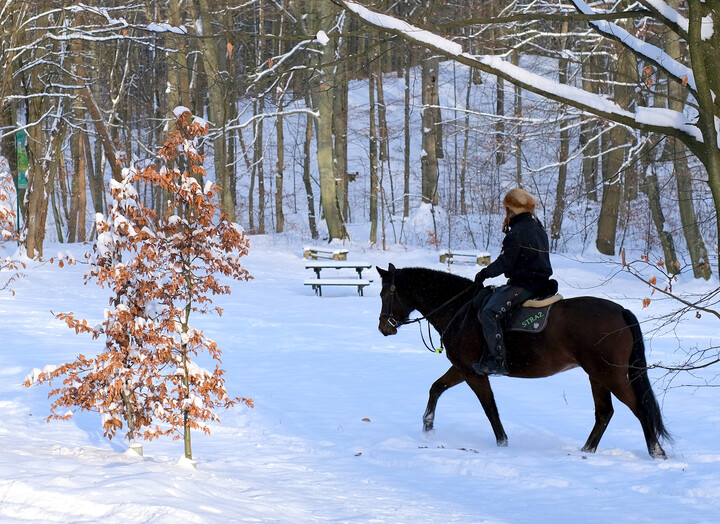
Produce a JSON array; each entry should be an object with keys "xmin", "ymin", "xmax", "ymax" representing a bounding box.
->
[{"xmin": 380, "ymin": 277, "xmax": 475, "ymax": 353}]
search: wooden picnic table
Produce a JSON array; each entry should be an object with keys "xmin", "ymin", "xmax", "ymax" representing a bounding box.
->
[
  {"xmin": 304, "ymin": 260, "xmax": 372, "ymax": 279},
  {"xmin": 304, "ymin": 260, "xmax": 373, "ymax": 296}
]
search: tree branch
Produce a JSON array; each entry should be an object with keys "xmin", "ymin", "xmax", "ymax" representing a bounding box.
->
[
  {"xmin": 335, "ymin": 0, "xmax": 706, "ymax": 163},
  {"xmin": 435, "ymin": 9, "xmax": 654, "ymax": 29}
]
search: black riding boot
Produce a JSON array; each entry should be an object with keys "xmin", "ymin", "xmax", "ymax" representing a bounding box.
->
[
  {"xmin": 472, "ymin": 314, "xmax": 509, "ymax": 375},
  {"xmin": 472, "ymin": 285, "xmax": 530, "ymax": 376}
]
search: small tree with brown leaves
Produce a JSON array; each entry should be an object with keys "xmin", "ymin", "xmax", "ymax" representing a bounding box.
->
[{"xmin": 27, "ymin": 110, "xmax": 253, "ymax": 459}]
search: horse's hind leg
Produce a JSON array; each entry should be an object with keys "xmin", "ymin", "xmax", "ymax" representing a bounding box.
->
[
  {"xmin": 607, "ymin": 378, "xmax": 667, "ymax": 459},
  {"xmin": 582, "ymin": 378, "xmax": 614, "ymax": 453},
  {"xmin": 465, "ymin": 374, "xmax": 508, "ymax": 447},
  {"xmin": 423, "ymin": 366, "xmax": 464, "ymax": 431}
]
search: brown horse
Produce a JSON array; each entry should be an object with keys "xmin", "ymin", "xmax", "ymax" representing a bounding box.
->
[{"xmin": 377, "ymin": 264, "xmax": 671, "ymax": 459}]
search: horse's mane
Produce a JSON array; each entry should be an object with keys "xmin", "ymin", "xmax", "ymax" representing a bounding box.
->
[{"xmin": 398, "ymin": 266, "xmax": 473, "ymax": 297}]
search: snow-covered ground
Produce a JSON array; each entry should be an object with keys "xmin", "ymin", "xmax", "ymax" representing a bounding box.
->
[{"xmin": 1, "ymin": 237, "xmax": 719, "ymax": 523}]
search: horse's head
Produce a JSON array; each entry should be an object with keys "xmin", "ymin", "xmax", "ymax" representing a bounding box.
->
[{"xmin": 376, "ymin": 263, "xmax": 413, "ymax": 336}]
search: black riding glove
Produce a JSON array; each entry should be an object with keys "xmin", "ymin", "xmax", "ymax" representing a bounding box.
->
[{"xmin": 474, "ymin": 268, "xmax": 488, "ymax": 285}]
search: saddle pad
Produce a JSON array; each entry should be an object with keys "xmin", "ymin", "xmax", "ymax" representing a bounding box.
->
[{"xmin": 507, "ymin": 304, "xmax": 552, "ymax": 333}]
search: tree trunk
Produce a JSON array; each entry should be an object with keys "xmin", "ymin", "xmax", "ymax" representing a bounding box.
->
[
  {"xmin": 376, "ymin": 59, "xmax": 394, "ymax": 218},
  {"xmin": 668, "ymin": 138, "xmax": 711, "ymax": 279},
  {"xmin": 512, "ymin": 50, "xmax": 522, "ymax": 186},
  {"xmin": 665, "ymin": 0, "xmax": 711, "ymax": 279},
  {"xmin": 642, "ymin": 136, "xmax": 679, "ymax": 273},
  {"xmin": 168, "ymin": 0, "xmax": 191, "ymax": 110},
  {"xmin": 596, "ymin": 124, "xmax": 624, "ymax": 255},
  {"xmin": 254, "ymin": 97, "xmax": 265, "ymax": 233},
  {"xmin": 687, "ymin": 0, "xmax": 720, "ymax": 274},
  {"xmin": 302, "ymin": 101, "xmax": 319, "ymax": 240},
  {"xmin": 369, "ymin": 56, "xmax": 379, "ymax": 244},
  {"xmin": 596, "ymin": 40, "xmax": 634, "ymax": 256},
  {"xmin": 275, "ymin": 100, "xmax": 285, "ymax": 234},
  {"xmin": 550, "ymin": 50, "xmax": 570, "ymax": 249},
  {"xmin": 310, "ymin": 0, "xmax": 347, "ymax": 241},
  {"xmin": 333, "ymin": 28, "xmax": 349, "ymax": 221},
  {"xmin": 68, "ymin": 128, "xmax": 87, "ymax": 242},
  {"xmin": 195, "ymin": 0, "xmax": 232, "ymax": 220},
  {"xmin": 421, "ymin": 54, "xmax": 440, "ymax": 205},
  {"xmin": 403, "ymin": 51, "xmax": 411, "ymax": 218},
  {"xmin": 82, "ymin": 129, "xmax": 103, "ymax": 216}
]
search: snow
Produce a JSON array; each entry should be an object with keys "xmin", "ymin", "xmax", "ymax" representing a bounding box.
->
[
  {"xmin": 173, "ymin": 106, "xmax": 192, "ymax": 118},
  {"xmin": 343, "ymin": 1, "xmax": 463, "ymax": 55},
  {"xmin": 145, "ymin": 22, "xmax": 188, "ymax": 35},
  {"xmin": 2, "ymin": 238, "xmax": 720, "ymax": 522},
  {"xmin": 645, "ymin": 0, "xmax": 689, "ymax": 33},
  {"xmin": 635, "ymin": 107, "xmax": 703, "ymax": 142},
  {"xmin": 315, "ymin": 30, "xmax": 330, "ymax": 46}
]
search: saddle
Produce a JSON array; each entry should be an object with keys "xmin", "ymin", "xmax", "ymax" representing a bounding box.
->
[
  {"xmin": 507, "ymin": 294, "xmax": 562, "ymax": 333},
  {"xmin": 472, "ymin": 279, "xmax": 562, "ymax": 334}
]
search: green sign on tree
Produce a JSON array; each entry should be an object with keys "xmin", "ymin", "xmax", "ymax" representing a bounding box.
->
[{"xmin": 16, "ymin": 129, "xmax": 28, "ymax": 190}]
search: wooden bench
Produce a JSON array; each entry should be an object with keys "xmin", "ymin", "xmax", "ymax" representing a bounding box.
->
[
  {"xmin": 439, "ymin": 250, "xmax": 491, "ymax": 266},
  {"xmin": 305, "ymin": 260, "xmax": 372, "ymax": 279},
  {"xmin": 304, "ymin": 261, "xmax": 373, "ymax": 296},
  {"xmin": 303, "ymin": 246, "xmax": 349, "ymax": 261},
  {"xmin": 304, "ymin": 278, "xmax": 372, "ymax": 296}
]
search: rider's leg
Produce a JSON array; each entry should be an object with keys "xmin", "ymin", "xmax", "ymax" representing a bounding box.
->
[{"xmin": 473, "ymin": 285, "xmax": 532, "ymax": 375}]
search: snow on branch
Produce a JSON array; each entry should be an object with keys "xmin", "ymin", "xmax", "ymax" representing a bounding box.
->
[
  {"xmin": 569, "ymin": 0, "xmax": 696, "ymax": 92},
  {"xmin": 338, "ymin": 0, "xmax": 704, "ymax": 148}
]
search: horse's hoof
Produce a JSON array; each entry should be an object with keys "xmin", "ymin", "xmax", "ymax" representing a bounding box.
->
[
  {"xmin": 497, "ymin": 438, "xmax": 508, "ymax": 447},
  {"xmin": 423, "ymin": 424, "xmax": 434, "ymax": 432},
  {"xmin": 649, "ymin": 444, "xmax": 667, "ymax": 459},
  {"xmin": 581, "ymin": 446, "xmax": 597, "ymax": 454}
]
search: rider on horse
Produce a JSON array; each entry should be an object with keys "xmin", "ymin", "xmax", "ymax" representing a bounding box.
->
[{"xmin": 472, "ymin": 188, "xmax": 553, "ymax": 376}]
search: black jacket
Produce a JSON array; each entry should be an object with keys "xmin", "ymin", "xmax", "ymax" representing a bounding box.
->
[{"xmin": 478, "ymin": 212, "xmax": 552, "ymax": 294}]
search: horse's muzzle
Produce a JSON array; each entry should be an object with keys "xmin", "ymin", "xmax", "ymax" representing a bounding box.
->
[{"xmin": 378, "ymin": 316, "xmax": 398, "ymax": 336}]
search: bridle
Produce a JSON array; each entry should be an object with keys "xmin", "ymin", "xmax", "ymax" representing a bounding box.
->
[
  {"xmin": 379, "ymin": 282, "xmax": 412, "ymax": 329},
  {"xmin": 379, "ymin": 272, "xmax": 476, "ymax": 352}
]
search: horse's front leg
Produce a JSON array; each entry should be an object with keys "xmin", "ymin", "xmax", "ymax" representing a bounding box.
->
[
  {"xmin": 465, "ymin": 374, "xmax": 508, "ymax": 447},
  {"xmin": 423, "ymin": 366, "xmax": 465, "ymax": 431}
]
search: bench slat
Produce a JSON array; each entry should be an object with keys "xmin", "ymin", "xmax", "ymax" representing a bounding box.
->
[
  {"xmin": 305, "ymin": 261, "xmax": 371, "ymax": 269},
  {"xmin": 304, "ymin": 279, "xmax": 371, "ymax": 286}
]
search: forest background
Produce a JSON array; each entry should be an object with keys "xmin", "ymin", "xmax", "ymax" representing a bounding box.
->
[{"xmin": 0, "ymin": 0, "xmax": 718, "ymax": 279}]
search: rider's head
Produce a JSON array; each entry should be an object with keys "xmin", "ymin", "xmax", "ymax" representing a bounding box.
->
[{"xmin": 502, "ymin": 188, "xmax": 536, "ymax": 231}]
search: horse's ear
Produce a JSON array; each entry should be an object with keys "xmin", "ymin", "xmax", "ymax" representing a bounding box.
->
[{"xmin": 377, "ymin": 263, "xmax": 396, "ymax": 278}]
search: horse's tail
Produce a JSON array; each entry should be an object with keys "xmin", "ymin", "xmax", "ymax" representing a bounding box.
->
[{"xmin": 621, "ymin": 308, "xmax": 672, "ymax": 444}]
